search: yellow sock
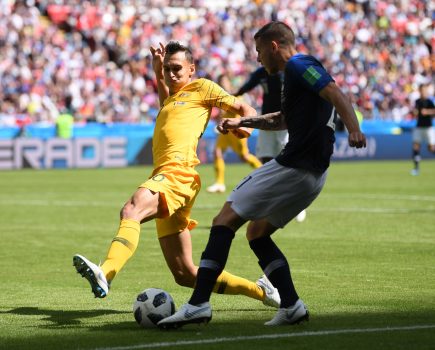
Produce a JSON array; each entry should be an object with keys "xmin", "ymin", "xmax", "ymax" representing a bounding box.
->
[
  {"xmin": 245, "ymin": 154, "xmax": 262, "ymax": 169},
  {"xmin": 213, "ymin": 270, "xmax": 265, "ymax": 301},
  {"xmin": 215, "ymin": 157, "xmax": 225, "ymax": 184},
  {"xmin": 101, "ymin": 219, "xmax": 140, "ymax": 283}
]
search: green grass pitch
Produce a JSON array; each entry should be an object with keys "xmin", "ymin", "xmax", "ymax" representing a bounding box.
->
[{"xmin": 1, "ymin": 160, "xmax": 434, "ymax": 350}]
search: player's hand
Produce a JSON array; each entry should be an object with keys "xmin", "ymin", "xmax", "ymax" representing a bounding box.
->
[
  {"xmin": 230, "ymin": 127, "xmax": 253, "ymax": 138},
  {"xmin": 218, "ymin": 118, "xmax": 252, "ymax": 138},
  {"xmin": 217, "ymin": 118, "xmax": 241, "ymax": 134},
  {"xmin": 150, "ymin": 43, "xmax": 165, "ymax": 74},
  {"xmin": 348, "ymin": 131, "xmax": 366, "ymax": 148}
]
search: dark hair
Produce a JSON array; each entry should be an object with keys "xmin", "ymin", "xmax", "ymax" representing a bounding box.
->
[
  {"xmin": 165, "ymin": 41, "xmax": 194, "ymax": 63},
  {"xmin": 254, "ymin": 21, "xmax": 295, "ymax": 47}
]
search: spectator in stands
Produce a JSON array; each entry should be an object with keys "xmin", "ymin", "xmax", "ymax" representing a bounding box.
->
[
  {"xmin": 0, "ymin": 1, "xmax": 432, "ymax": 125},
  {"xmin": 56, "ymin": 95, "xmax": 75, "ymax": 138}
]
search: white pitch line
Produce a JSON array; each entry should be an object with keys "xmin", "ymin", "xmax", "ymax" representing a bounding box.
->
[
  {"xmin": 94, "ymin": 324, "xmax": 435, "ymax": 350},
  {"xmin": 322, "ymin": 193, "xmax": 435, "ymax": 202},
  {"xmin": 1, "ymin": 192, "xmax": 435, "ymax": 212},
  {"xmin": 0, "ymin": 199, "xmax": 118, "ymax": 207},
  {"xmin": 0, "ymin": 199, "xmax": 434, "ymax": 214}
]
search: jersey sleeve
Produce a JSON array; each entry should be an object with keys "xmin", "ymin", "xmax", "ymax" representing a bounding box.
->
[
  {"xmin": 286, "ymin": 57, "xmax": 334, "ymax": 94},
  {"xmin": 236, "ymin": 68, "xmax": 263, "ymax": 95},
  {"xmin": 199, "ymin": 79, "xmax": 237, "ymax": 112}
]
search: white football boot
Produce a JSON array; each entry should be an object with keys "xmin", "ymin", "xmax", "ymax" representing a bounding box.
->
[
  {"xmin": 256, "ymin": 275, "xmax": 281, "ymax": 308},
  {"xmin": 206, "ymin": 183, "xmax": 226, "ymax": 193},
  {"xmin": 73, "ymin": 254, "xmax": 109, "ymax": 298},
  {"xmin": 295, "ymin": 210, "xmax": 307, "ymax": 223},
  {"xmin": 265, "ymin": 299, "xmax": 309, "ymax": 326},
  {"xmin": 158, "ymin": 302, "xmax": 212, "ymax": 329}
]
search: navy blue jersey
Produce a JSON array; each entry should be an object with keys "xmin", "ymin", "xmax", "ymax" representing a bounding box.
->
[
  {"xmin": 275, "ymin": 54, "xmax": 335, "ymax": 173},
  {"xmin": 415, "ymin": 98, "xmax": 435, "ymax": 127},
  {"xmin": 236, "ymin": 67, "xmax": 282, "ymax": 114}
]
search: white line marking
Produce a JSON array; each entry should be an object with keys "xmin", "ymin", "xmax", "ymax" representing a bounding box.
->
[
  {"xmin": 0, "ymin": 198, "xmax": 434, "ymax": 214},
  {"xmin": 322, "ymin": 193, "xmax": 435, "ymax": 202},
  {"xmin": 0, "ymin": 199, "xmax": 118, "ymax": 207},
  {"xmin": 1, "ymin": 192, "xmax": 435, "ymax": 213},
  {"xmin": 94, "ymin": 324, "xmax": 435, "ymax": 350}
]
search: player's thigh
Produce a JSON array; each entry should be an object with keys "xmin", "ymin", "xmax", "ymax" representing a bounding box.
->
[
  {"xmin": 228, "ymin": 160, "xmax": 326, "ymax": 227},
  {"xmin": 122, "ymin": 187, "xmax": 160, "ymax": 222},
  {"xmin": 412, "ymin": 128, "xmax": 425, "ymax": 144},
  {"xmin": 140, "ymin": 168, "xmax": 200, "ymax": 218},
  {"xmin": 216, "ymin": 133, "xmax": 229, "ymax": 152},
  {"xmin": 212, "ymin": 201, "xmax": 247, "ymax": 232},
  {"xmin": 230, "ymin": 136, "xmax": 249, "ymax": 156}
]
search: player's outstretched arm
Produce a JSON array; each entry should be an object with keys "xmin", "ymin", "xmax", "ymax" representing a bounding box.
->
[
  {"xmin": 319, "ymin": 82, "xmax": 366, "ymax": 149},
  {"xmin": 218, "ymin": 111, "xmax": 285, "ymax": 133},
  {"xmin": 150, "ymin": 43, "xmax": 169, "ymax": 106}
]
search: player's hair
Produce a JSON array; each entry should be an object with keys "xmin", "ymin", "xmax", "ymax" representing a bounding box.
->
[
  {"xmin": 165, "ymin": 41, "xmax": 194, "ymax": 63},
  {"xmin": 254, "ymin": 21, "xmax": 295, "ymax": 47}
]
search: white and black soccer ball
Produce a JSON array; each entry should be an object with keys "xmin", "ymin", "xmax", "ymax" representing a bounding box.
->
[{"xmin": 133, "ymin": 288, "xmax": 176, "ymax": 328}]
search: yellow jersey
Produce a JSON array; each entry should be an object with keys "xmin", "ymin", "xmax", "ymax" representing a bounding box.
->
[{"xmin": 153, "ymin": 78, "xmax": 237, "ymax": 169}]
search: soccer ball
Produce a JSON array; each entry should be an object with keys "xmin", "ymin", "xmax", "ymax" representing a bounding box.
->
[{"xmin": 133, "ymin": 288, "xmax": 176, "ymax": 328}]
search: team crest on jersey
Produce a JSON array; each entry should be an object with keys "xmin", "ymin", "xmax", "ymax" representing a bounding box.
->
[
  {"xmin": 152, "ymin": 174, "xmax": 166, "ymax": 182},
  {"xmin": 302, "ymin": 66, "xmax": 321, "ymax": 85}
]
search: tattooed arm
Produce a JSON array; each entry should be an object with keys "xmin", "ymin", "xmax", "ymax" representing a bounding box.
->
[{"xmin": 217, "ymin": 111, "xmax": 286, "ymax": 133}]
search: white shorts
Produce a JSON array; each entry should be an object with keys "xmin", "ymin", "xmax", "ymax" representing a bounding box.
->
[
  {"xmin": 227, "ymin": 160, "xmax": 327, "ymax": 228},
  {"xmin": 412, "ymin": 127, "xmax": 435, "ymax": 145},
  {"xmin": 255, "ymin": 130, "xmax": 289, "ymax": 159}
]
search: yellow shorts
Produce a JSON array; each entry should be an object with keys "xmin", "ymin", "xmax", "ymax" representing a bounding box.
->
[
  {"xmin": 216, "ymin": 132, "xmax": 249, "ymax": 156},
  {"xmin": 139, "ymin": 166, "xmax": 200, "ymax": 238}
]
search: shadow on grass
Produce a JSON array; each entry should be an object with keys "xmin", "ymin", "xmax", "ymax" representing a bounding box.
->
[
  {"xmin": 1, "ymin": 307, "xmax": 129, "ymax": 327},
  {"xmin": 2, "ymin": 308, "xmax": 435, "ymax": 350}
]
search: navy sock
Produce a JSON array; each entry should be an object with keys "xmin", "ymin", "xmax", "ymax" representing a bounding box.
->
[
  {"xmin": 189, "ymin": 225, "xmax": 235, "ymax": 305},
  {"xmin": 413, "ymin": 149, "xmax": 420, "ymax": 169},
  {"xmin": 249, "ymin": 236, "xmax": 299, "ymax": 308}
]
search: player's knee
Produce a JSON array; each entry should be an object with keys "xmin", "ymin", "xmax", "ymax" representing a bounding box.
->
[
  {"xmin": 120, "ymin": 202, "xmax": 134, "ymax": 219},
  {"xmin": 212, "ymin": 213, "xmax": 227, "ymax": 226}
]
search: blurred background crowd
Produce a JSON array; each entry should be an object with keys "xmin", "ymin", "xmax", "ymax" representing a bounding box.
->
[{"xmin": 0, "ymin": 0, "xmax": 433, "ymax": 128}]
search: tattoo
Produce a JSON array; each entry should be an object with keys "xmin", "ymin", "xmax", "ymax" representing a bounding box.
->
[{"xmin": 239, "ymin": 112, "xmax": 286, "ymax": 130}]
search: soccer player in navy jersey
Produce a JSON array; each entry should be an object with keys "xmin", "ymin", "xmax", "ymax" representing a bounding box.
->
[
  {"xmin": 235, "ymin": 66, "xmax": 306, "ymax": 222},
  {"xmin": 411, "ymin": 84, "xmax": 435, "ymax": 176},
  {"xmin": 158, "ymin": 21, "xmax": 366, "ymax": 328}
]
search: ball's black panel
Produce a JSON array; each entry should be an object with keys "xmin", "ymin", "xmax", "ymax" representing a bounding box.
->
[
  {"xmin": 152, "ymin": 292, "xmax": 167, "ymax": 307},
  {"xmin": 137, "ymin": 291, "xmax": 149, "ymax": 302},
  {"xmin": 147, "ymin": 312, "xmax": 164, "ymax": 325},
  {"xmin": 134, "ymin": 307, "xmax": 143, "ymax": 323}
]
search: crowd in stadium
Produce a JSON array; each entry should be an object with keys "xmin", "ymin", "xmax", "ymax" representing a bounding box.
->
[{"xmin": 0, "ymin": 0, "xmax": 433, "ymax": 128}]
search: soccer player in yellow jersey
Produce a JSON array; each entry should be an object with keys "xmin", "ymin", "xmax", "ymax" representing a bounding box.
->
[
  {"xmin": 207, "ymin": 74, "xmax": 262, "ymax": 193},
  {"xmin": 72, "ymin": 41, "xmax": 280, "ymax": 308}
]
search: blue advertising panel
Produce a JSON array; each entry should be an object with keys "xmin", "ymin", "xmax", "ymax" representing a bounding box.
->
[{"xmin": 1, "ymin": 121, "xmax": 434, "ymax": 169}]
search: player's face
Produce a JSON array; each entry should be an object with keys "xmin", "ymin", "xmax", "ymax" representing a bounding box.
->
[
  {"xmin": 163, "ymin": 51, "xmax": 195, "ymax": 93},
  {"xmin": 419, "ymin": 86, "xmax": 428, "ymax": 99},
  {"xmin": 255, "ymin": 37, "xmax": 279, "ymax": 74}
]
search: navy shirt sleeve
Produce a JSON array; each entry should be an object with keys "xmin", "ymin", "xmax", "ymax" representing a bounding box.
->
[
  {"xmin": 236, "ymin": 67, "xmax": 265, "ymax": 95},
  {"xmin": 285, "ymin": 56, "xmax": 334, "ymax": 94}
]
